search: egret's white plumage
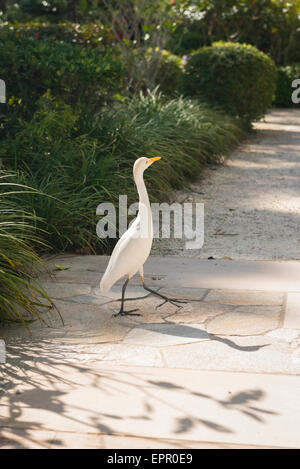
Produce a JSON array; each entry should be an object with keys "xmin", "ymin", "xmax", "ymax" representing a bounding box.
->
[{"xmin": 100, "ymin": 156, "xmax": 160, "ymax": 294}]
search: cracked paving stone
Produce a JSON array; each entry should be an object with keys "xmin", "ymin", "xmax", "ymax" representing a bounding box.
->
[
  {"xmin": 204, "ymin": 306, "xmax": 282, "ymax": 336},
  {"xmin": 157, "ymin": 288, "xmax": 208, "ymax": 301},
  {"xmin": 123, "ymin": 323, "xmax": 210, "ymax": 346},
  {"xmin": 2, "ymin": 300, "xmax": 134, "ymax": 344},
  {"xmin": 204, "ymin": 290, "xmax": 283, "ymax": 306},
  {"xmin": 40, "ymin": 282, "xmax": 92, "ymax": 299},
  {"xmin": 267, "ymin": 329, "xmax": 300, "ymax": 344},
  {"xmin": 161, "ymin": 335, "xmax": 300, "ymax": 374},
  {"xmin": 106, "ymin": 297, "xmax": 188, "ymax": 323},
  {"xmin": 166, "ymin": 302, "xmax": 233, "ymax": 324}
]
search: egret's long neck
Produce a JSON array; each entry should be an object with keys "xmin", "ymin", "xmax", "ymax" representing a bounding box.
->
[
  {"xmin": 134, "ymin": 171, "xmax": 150, "ymax": 209},
  {"xmin": 134, "ymin": 168, "xmax": 153, "ymax": 239}
]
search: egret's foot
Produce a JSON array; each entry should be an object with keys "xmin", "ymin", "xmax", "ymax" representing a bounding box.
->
[
  {"xmin": 155, "ymin": 297, "xmax": 187, "ymax": 310},
  {"xmin": 142, "ymin": 285, "xmax": 188, "ymax": 310},
  {"xmin": 143, "ymin": 281, "xmax": 188, "ymax": 309},
  {"xmin": 112, "ymin": 308, "xmax": 141, "ymax": 318}
]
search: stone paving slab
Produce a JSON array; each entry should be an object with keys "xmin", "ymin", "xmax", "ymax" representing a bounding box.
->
[
  {"xmin": 0, "ymin": 364, "xmax": 299, "ymax": 448},
  {"xmin": 46, "ymin": 255, "xmax": 300, "ymax": 292},
  {"xmin": 204, "ymin": 306, "xmax": 282, "ymax": 336},
  {"xmin": 3, "ymin": 316, "xmax": 300, "ymax": 374},
  {"xmin": 123, "ymin": 323, "xmax": 210, "ymax": 347},
  {"xmin": 284, "ymin": 293, "xmax": 300, "ymax": 329},
  {"xmin": 2, "ymin": 254, "xmax": 300, "ymax": 448},
  {"xmin": 3, "ymin": 265, "xmax": 299, "ymax": 375},
  {"xmin": 40, "ymin": 282, "xmax": 92, "ymax": 299},
  {"xmin": 0, "ymin": 427, "xmax": 278, "ymax": 449},
  {"xmin": 1, "ymin": 300, "xmax": 134, "ymax": 344},
  {"xmin": 205, "ymin": 290, "xmax": 283, "ymax": 305},
  {"xmin": 161, "ymin": 335, "xmax": 300, "ymax": 375},
  {"xmin": 164, "ymin": 302, "xmax": 233, "ymax": 324}
]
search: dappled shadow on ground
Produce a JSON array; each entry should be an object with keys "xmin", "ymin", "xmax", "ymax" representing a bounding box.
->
[{"xmin": 0, "ymin": 339, "xmax": 278, "ymax": 448}]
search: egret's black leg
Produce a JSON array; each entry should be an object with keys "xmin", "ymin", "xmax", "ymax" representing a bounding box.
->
[
  {"xmin": 141, "ymin": 277, "xmax": 187, "ymax": 309},
  {"xmin": 112, "ymin": 278, "xmax": 141, "ymax": 317}
]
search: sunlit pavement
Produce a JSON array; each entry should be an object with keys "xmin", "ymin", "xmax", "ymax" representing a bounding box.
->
[{"xmin": 1, "ymin": 254, "xmax": 300, "ymax": 449}]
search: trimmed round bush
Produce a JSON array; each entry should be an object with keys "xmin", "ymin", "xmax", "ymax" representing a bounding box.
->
[
  {"xmin": 181, "ymin": 42, "xmax": 277, "ymax": 123},
  {"xmin": 274, "ymin": 64, "xmax": 300, "ymax": 107},
  {"xmin": 155, "ymin": 50, "xmax": 183, "ymax": 96}
]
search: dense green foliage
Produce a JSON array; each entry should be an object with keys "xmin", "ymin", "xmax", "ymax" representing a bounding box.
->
[
  {"xmin": 0, "ymin": 92, "xmax": 243, "ymax": 254},
  {"xmin": 0, "ymin": 173, "xmax": 54, "ymax": 324},
  {"xmin": 181, "ymin": 42, "xmax": 277, "ymax": 124},
  {"xmin": 170, "ymin": 0, "xmax": 300, "ymax": 66},
  {"xmin": 274, "ymin": 64, "xmax": 300, "ymax": 107},
  {"xmin": 19, "ymin": 0, "xmax": 67, "ymax": 16},
  {"xmin": 155, "ymin": 50, "xmax": 183, "ymax": 96},
  {"xmin": 0, "ymin": 21, "xmax": 114, "ymax": 48},
  {"xmin": 0, "ymin": 30, "xmax": 123, "ymax": 121}
]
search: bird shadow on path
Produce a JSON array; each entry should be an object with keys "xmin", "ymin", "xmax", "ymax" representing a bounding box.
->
[{"xmin": 136, "ymin": 323, "xmax": 270, "ymax": 352}]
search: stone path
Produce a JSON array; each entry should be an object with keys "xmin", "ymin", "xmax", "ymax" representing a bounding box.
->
[
  {"xmin": 1, "ymin": 109, "xmax": 300, "ymax": 449},
  {"xmin": 1, "ymin": 255, "xmax": 300, "ymax": 448},
  {"xmin": 152, "ymin": 109, "xmax": 300, "ymax": 260}
]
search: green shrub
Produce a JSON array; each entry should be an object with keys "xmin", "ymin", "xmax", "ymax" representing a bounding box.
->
[
  {"xmin": 274, "ymin": 64, "xmax": 300, "ymax": 107},
  {"xmin": 181, "ymin": 42, "xmax": 277, "ymax": 124},
  {"xmin": 19, "ymin": 0, "xmax": 67, "ymax": 16},
  {"xmin": 0, "ymin": 91, "xmax": 243, "ymax": 253},
  {"xmin": 0, "ymin": 30, "xmax": 123, "ymax": 120},
  {"xmin": 168, "ymin": 0, "xmax": 300, "ymax": 66},
  {"xmin": 0, "ymin": 173, "xmax": 53, "ymax": 326},
  {"xmin": 155, "ymin": 50, "xmax": 183, "ymax": 96},
  {"xmin": 0, "ymin": 21, "xmax": 114, "ymax": 49},
  {"xmin": 1, "ymin": 93, "xmax": 105, "ymax": 252},
  {"xmin": 90, "ymin": 92, "xmax": 243, "ymax": 194}
]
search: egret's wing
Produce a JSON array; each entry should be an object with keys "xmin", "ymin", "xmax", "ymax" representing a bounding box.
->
[
  {"xmin": 100, "ymin": 218, "xmax": 141, "ymax": 292},
  {"xmin": 107, "ymin": 217, "xmax": 140, "ymax": 267}
]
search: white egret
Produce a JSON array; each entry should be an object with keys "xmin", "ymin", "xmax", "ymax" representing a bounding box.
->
[{"xmin": 100, "ymin": 156, "xmax": 186, "ymax": 317}]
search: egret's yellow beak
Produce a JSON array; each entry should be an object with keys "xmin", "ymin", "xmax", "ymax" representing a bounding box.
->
[{"xmin": 149, "ymin": 156, "xmax": 161, "ymax": 163}]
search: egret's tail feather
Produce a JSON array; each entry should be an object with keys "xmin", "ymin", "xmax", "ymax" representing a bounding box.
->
[
  {"xmin": 100, "ymin": 266, "xmax": 120, "ymax": 293},
  {"xmin": 100, "ymin": 274, "xmax": 112, "ymax": 294}
]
